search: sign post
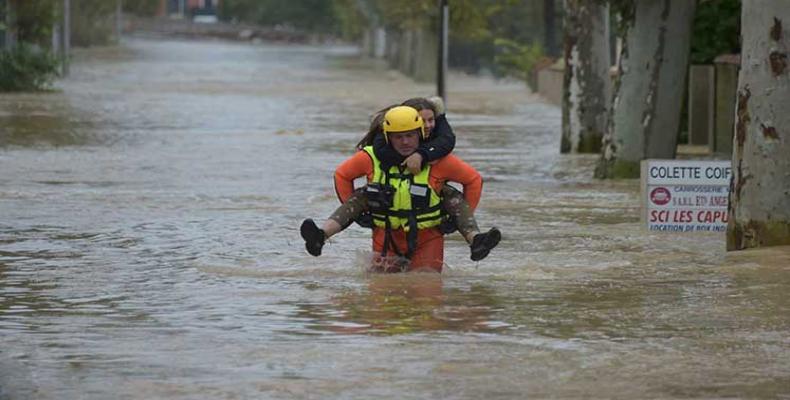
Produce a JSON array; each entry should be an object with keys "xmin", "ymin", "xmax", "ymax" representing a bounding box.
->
[
  {"xmin": 436, "ymin": 0, "xmax": 448, "ymax": 102},
  {"xmin": 641, "ymin": 160, "xmax": 731, "ymax": 232},
  {"xmin": 116, "ymin": 0, "xmax": 122, "ymax": 42},
  {"xmin": 63, "ymin": 0, "xmax": 70, "ymax": 77}
]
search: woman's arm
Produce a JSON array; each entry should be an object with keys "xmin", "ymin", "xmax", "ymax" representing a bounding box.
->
[{"xmin": 416, "ymin": 114, "xmax": 456, "ymax": 166}]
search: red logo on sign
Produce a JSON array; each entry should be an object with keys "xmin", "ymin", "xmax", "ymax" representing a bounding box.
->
[{"xmin": 650, "ymin": 187, "xmax": 671, "ymax": 205}]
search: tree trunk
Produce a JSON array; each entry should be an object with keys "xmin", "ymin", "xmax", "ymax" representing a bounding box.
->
[
  {"xmin": 561, "ymin": 0, "xmax": 610, "ymax": 154},
  {"xmin": 115, "ymin": 0, "xmax": 122, "ymax": 42},
  {"xmin": 727, "ymin": 1, "xmax": 790, "ymax": 250},
  {"xmin": 595, "ymin": 0, "xmax": 695, "ymax": 178}
]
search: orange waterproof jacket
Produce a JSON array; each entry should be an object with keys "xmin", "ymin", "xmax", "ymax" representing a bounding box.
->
[
  {"xmin": 334, "ymin": 151, "xmax": 482, "ymax": 209},
  {"xmin": 333, "ymin": 151, "xmax": 483, "ymax": 272}
]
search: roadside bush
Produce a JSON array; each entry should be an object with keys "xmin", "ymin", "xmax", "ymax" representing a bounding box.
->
[
  {"xmin": 493, "ymin": 38, "xmax": 544, "ymax": 89},
  {"xmin": 0, "ymin": 45, "xmax": 61, "ymax": 91}
]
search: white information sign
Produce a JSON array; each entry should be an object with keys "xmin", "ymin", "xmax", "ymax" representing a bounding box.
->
[{"xmin": 641, "ymin": 160, "xmax": 731, "ymax": 232}]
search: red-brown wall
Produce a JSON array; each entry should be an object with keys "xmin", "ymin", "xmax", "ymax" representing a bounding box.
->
[{"xmin": 156, "ymin": 0, "xmax": 221, "ymax": 17}]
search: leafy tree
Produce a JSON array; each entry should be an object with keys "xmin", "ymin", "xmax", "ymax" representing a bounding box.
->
[
  {"xmin": 220, "ymin": 1, "xmax": 558, "ymax": 81},
  {"xmin": 220, "ymin": 0, "xmax": 341, "ymax": 34},
  {"xmin": 7, "ymin": 0, "xmax": 127, "ymax": 48},
  {"xmin": 331, "ymin": 0, "xmax": 368, "ymax": 40},
  {"xmin": 372, "ymin": 0, "xmax": 435, "ymax": 31},
  {"xmin": 690, "ymin": 0, "xmax": 740, "ymax": 64},
  {"xmin": 14, "ymin": 0, "xmax": 58, "ymax": 45},
  {"xmin": 440, "ymin": 1, "xmax": 559, "ymax": 78}
]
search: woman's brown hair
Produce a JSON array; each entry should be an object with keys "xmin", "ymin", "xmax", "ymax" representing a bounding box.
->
[
  {"xmin": 400, "ymin": 97, "xmax": 436, "ymax": 114},
  {"xmin": 355, "ymin": 98, "xmax": 434, "ymax": 150},
  {"xmin": 355, "ymin": 106, "xmax": 393, "ymax": 150}
]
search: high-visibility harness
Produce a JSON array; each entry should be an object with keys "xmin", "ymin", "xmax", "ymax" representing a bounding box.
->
[{"xmin": 362, "ymin": 146, "xmax": 443, "ymax": 260}]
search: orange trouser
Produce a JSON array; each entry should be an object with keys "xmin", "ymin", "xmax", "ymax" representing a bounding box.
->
[{"xmin": 371, "ymin": 227, "xmax": 444, "ymax": 272}]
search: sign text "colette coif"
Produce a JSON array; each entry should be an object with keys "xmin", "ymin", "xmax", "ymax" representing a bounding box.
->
[{"xmin": 649, "ymin": 165, "xmax": 732, "ymax": 180}]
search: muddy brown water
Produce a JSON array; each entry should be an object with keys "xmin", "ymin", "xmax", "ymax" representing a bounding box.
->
[{"xmin": 1, "ymin": 38, "xmax": 789, "ymax": 399}]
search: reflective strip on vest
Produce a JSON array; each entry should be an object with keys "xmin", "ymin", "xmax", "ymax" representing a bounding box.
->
[{"xmin": 363, "ymin": 146, "xmax": 442, "ymax": 231}]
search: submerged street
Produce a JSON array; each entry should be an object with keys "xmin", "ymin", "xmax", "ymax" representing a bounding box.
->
[{"xmin": 1, "ymin": 37, "xmax": 789, "ymax": 399}]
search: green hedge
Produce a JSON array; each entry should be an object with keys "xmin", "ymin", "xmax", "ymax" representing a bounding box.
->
[{"xmin": 0, "ymin": 45, "xmax": 60, "ymax": 91}]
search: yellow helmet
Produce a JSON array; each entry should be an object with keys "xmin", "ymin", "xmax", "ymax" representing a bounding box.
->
[{"xmin": 382, "ymin": 106, "xmax": 425, "ymax": 142}]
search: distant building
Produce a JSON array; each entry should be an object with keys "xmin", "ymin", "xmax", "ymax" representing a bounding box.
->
[{"xmin": 157, "ymin": 0, "xmax": 220, "ymax": 19}]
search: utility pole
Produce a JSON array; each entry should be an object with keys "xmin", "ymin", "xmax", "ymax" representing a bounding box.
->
[
  {"xmin": 544, "ymin": 0, "xmax": 556, "ymax": 57},
  {"xmin": 62, "ymin": 0, "xmax": 70, "ymax": 76},
  {"xmin": 115, "ymin": 0, "xmax": 122, "ymax": 42},
  {"xmin": 436, "ymin": 0, "xmax": 448, "ymax": 101}
]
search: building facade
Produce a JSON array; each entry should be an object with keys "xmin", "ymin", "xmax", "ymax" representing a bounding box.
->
[{"xmin": 157, "ymin": 0, "xmax": 220, "ymax": 18}]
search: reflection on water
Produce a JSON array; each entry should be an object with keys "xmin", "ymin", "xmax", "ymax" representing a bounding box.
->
[
  {"xmin": 294, "ymin": 273, "xmax": 511, "ymax": 335},
  {"xmin": 0, "ymin": 98, "xmax": 108, "ymax": 147},
  {"xmin": 1, "ymin": 38, "xmax": 789, "ymax": 399}
]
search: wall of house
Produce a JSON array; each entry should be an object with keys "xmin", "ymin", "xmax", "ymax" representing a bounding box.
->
[{"xmin": 157, "ymin": 0, "xmax": 220, "ymax": 17}]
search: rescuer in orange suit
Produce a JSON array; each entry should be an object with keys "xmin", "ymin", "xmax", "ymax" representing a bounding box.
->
[{"xmin": 300, "ymin": 106, "xmax": 500, "ymax": 272}]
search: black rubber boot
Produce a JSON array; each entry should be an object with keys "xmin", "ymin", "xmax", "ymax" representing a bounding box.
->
[
  {"xmin": 470, "ymin": 227, "xmax": 501, "ymax": 261},
  {"xmin": 300, "ymin": 219, "xmax": 326, "ymax": 257}
]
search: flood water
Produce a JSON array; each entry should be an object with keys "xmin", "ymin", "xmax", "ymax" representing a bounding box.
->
[{"xmin": 1, "ymin": 38, "xmax": 789, "ymax": 399}]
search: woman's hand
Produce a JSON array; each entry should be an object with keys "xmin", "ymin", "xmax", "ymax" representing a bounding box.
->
[{"xmin": 402, "ymin": 153, "xmax": 423, "ymax": 175}]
